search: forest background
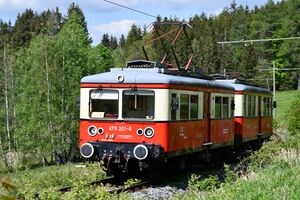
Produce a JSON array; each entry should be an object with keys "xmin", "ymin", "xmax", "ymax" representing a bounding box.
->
[{"xmin": 0, "ymin": 0, "xmax": 299, "ymax": 171}]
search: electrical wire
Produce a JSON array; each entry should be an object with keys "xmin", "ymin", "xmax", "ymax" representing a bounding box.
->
[{"xmin": 103, "ymin": 0, "xmax": 157, "ymax": 19}]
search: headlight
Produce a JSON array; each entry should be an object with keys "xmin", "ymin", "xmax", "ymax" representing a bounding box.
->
[
  {"xmin": 88, "ymin": 125, "xmax": 97, "ymax": 136},
  {"xmin": 144, "ymin": 127, "xmax": 154, "ymax": 138},
  {"xmin": 80, "ymin": 143, "xmax": 94, "ymax": 158},
  {"xmin": 133, "ymin": 144, "xmax": 148, "ymax": 160},
  {"xmin": 98, "ymin": 128, "xmax": 104, "ymax": 135},
  {"xmin": 137, "ymin": 128, "xmax": 143, "ymax": 136}
]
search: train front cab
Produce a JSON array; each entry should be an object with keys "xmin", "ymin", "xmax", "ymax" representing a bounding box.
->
[
  {"xmin": 234, "ymin": 91, "xmax": 273, "ymax": 146},
  {"xmin": 79, "ymin": 86, "xmax": 170, "ymax": 174}
]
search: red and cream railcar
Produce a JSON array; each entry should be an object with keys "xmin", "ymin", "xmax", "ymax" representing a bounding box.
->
[
  {"xmin": 229, "ymin": 83, "xmax": 273, "ymax": 145},
  {"xmin": 79, "ymin": 60, "xmax": 235, "ymax": 174}
]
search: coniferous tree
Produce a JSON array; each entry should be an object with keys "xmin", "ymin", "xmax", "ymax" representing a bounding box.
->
[
  {"xmin": 11, "ymin": 9, "xmax": 39, "ymax": 48},
  {"xmin": 101, "ymin": 33, "xmax": 110, "ymax": 48},
  {"xmin": 119, "ymin": 34, "xmax": 126, "ymax": 48},
  {"xmin": 126, "ymin": 24, "xmax": 142, "ymax": 47},
  {"xmin": 67, "ymin": 3, "xmax": 92, "ymax": 45},
  {"xmin": 110, "ymin": 35, "xmax": 118, "ymax": 49}
]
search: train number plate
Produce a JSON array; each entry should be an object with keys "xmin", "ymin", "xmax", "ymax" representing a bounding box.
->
[{"xmin": 108, "ymin": 126, "xmax": 132, "ymax": 132}]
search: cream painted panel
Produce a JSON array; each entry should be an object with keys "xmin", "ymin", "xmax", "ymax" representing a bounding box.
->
[
  {"xmin": 80, "ymin": 88, "xmax": 91, "ymax": 119},
  {"xmin": 154, "ymin": 89, "xmax": 169, "ymax": 121},
  {"xmin": 234, "ymin": 94, "xmax": 244, "ymax": 117}
]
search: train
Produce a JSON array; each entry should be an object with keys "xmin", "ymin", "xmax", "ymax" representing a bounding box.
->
[{"xmin": 79, "ymin": 60, "xmax": 273, "ymax": 176}]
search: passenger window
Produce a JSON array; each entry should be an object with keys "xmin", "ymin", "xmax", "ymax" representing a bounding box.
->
[
  {"xmin": 215, "ymin": 96, "xmax": 222, "ymax": 118},
  {"xmin": 251, "ymin": 96, "xmax": 256, "ymax": 117},
  {"xmin": 264, "ymin": 98, "xmax": 267, "ymax": 116},
  {"xmin": 222, "ymin": 97, "xmax": 229, "ymax": 118},
  {"xmin": 269, "ymin": 98, "xmax": 273, "ymax": 116},
  {"xmin": 180, "ymin": 94, "xmax": 189, "ymax": 120},
  {"xmin": 266, "ymin": 98, "xmax": 272, "ymax": 116},
  {"xmin": 247, "ymin": 95, "xmax": 252, "ymax": 117},
  {"xmin": 190, "ymin": 95, "xmax": 198, "ymax": 119}
]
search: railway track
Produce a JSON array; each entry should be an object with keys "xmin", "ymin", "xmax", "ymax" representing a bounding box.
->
[{"xmin": 34, "ymin": 149, "xmax": 253, "ymax": 199}]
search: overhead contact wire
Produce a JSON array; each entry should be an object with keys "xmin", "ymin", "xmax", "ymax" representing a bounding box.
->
[{"xmin": 103, "ymin": 0, "xmax": 157, "ymax": 19}]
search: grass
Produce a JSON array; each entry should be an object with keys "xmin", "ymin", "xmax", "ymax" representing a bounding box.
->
[
  {"xmin": 0, "ymin": 162, "xmax": 106, "ymax": 199},
  {"xmin": 177, "ymin": 136, "xmax": 300, "ymax": 200},
  {"xmin": 275, "ymin": 90, "xmax": 300, "ymax": 131}
]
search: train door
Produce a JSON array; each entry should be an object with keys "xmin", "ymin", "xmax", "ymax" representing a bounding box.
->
[{"xmin": 203, "ymin": 92, "xmax": 211, "ymax": 144}]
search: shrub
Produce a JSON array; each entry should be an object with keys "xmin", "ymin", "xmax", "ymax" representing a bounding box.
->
[
  {"xmin": 0, "ymin": 177, "xmax": 18, "ymax": 199},
  {"xmin": 187, "ymin": 174, "xmax": 219, "ymax": 192},
  {"xmin": 287, "ymin": 94, "xmax": 300, "ymax": 135}
]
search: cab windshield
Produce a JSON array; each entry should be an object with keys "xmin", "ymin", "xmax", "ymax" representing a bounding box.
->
[
  {"xmin": 90, "ymin": 90, "xmax": 118, "ymax": 118},
  {"xmin": 122, "ymin": 90, "xmax": 154, "ymax": 119}
]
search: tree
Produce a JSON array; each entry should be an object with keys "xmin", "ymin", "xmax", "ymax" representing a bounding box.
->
[
  {"xmin": 53, "ymin": 6, "xmax": 92, "ymax": 161},
  {"xmin": 15, "ymin": 34, "xmax": 57, "ymax": 164},
  {"xmin": 125, "ymin": 24, "xmax": 142, "ymax": 47},
  {"xmin": 11, "ymin": 9, "xmax": 39, "ymax": 48},
  {"xmin": 39, "ymin": 8, "xmax": 63, "ymax": 36},
  {"xmin": 88, "ymin": 44, "xmax": 113, "ymax": 74},
  {"xmin": 0, "ymin": 20, "xmax": 16, "ymax": 171},
  {"xmin": 67, "ymin": 3, "xmax": 92, "ymax": 45},
  {"xmin": 110, "ymin": 35, "xmax": 118, "ymax": 49},
  {"xmin": 119, "ymin": 34, "xmax": 126, "ymax": 48},
  {"xmin": 101, "ymin": 33, "xmax": 110, "ymax": 48},
  {"xmin": 287, "ymin": 94, "xmax": 300, "ymax": 135}
]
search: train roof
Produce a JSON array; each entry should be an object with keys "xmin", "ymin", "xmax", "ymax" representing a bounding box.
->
[
  {"xmin": 232, "ymin": 84, "xmax": 272, "ymax": 95},
  {"xmin": 81, "ymin": 67, "xmax": 235, "ymax": 91},
  {"xmin": 215, "ymin": 80, "xmax": 272, "ymax": 95}
]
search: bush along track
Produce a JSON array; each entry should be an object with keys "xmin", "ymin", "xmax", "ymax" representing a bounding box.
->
[{"xmin": 173, "ymin": 135, "xmax": 299, "ymax": 200}]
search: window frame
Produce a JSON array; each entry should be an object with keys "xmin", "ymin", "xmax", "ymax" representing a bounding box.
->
[
  {"xmin": 211, "ymin": 93, "xmax": 234, "ymax": 119},
  {"xmin": 89, "ymin": 89, "xmax": 119, "ymax": 119},
  {"xmin": 122, "ymin": 89, "xmax": 155, "ymax": 120},
  {"xmin": 170, "ymin": 90, "xmax": 203, "ymax": 121}
]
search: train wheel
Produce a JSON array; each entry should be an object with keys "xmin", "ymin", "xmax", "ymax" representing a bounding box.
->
[{"xmin": 253, "ymin": 138, "xmax": 262, "ymax": 150}]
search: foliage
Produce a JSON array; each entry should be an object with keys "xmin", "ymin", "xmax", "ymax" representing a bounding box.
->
[
  {"xmin": 223, "ymin": 164, "xmax": 237, "ymax": 183},
  {"xmin": 287, "ymin": 93, "xmax": 300, "ymax": 135},
  {"xmin": 0, "ymin": 3, "xmax": 114, "ymax": 171},
  {"xmin": 123, "ymin": 178, "xmax": 141, "ymax": 190},
  {"xmin": 0, "ymin": 163, "xmax": 106, "ymax": 198},
  {"xmin": 275, "ymin": 90, "xmax": 300, "ymax": 131},
  {"xmin": 0, "ymin": 177, "xmax": 18, "ymax": 200},
  {"xmin": 187, "ymin": 174, "xmax": 219, "ymax": 192}
]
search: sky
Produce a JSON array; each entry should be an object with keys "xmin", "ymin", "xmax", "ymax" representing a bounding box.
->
[{"xmin": 0, "ymin": 0, "xmax": 281, "ymax": 45}]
